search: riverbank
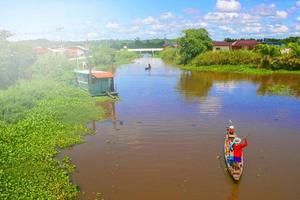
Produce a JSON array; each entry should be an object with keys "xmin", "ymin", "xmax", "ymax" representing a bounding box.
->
[
  {"xmin": 181, "ymin": 65, "xmax": 300, "ymax": 75},
  {"xmin": 0, "ymin": 78, "xmax": 113, "ymax": 199}
]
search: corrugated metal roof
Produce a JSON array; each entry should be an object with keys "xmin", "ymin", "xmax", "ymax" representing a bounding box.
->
[
  {"xmin": 213, "ymin": 41, "xmax": 232, "ymax": 46},
  {"xmin": 232, "ymin": 40, "xmax": 258, "ymax": 47},
  {"xmin": 92, "ymin": 71, "xmax": 114, "ymax": 78}
]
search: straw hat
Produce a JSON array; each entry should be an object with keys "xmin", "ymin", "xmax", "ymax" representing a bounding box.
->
[{"xmin": 233, "ymin": 137, "xmax": 241, "ymax": 145}]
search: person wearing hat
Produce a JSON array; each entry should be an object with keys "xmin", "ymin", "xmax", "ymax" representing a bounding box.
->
[
  {"xmin": 232, "ymin": 137, "xmax": 248, "ymax": 170},
  {"xmin": 228, "ymin": 125, "xmax": 236, "ymax": 138}
]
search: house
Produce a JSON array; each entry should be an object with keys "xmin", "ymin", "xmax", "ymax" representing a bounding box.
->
[
  {"xmin": 48, "ymin": 47, "xmax": 67, "ymax": 55},
  {"xmin": 231, "ymin": 40, "xmax": 259, "ymax": 50},
  {"xmin": 212, "ymin": 41, "xmax": 232, "ymax": 51},
  {"xmin": 34, "ymin": 47, "xmax": 49, "ymax": 55},
  {"xmin": 66, "ymin": 46, "xmax": 88, "ymax": 58}
]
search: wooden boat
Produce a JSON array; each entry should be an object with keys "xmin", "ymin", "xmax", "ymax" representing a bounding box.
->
[{"xmin": 224, "ymin": 126, "xmax": 244, "ymax": 181}]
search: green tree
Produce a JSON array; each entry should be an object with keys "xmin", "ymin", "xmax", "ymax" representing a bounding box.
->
[
  {"xmin": 0, "ymin": 29, "xmax": 13, "ymax": 42},
  {"xmin": 89, "ymin": 46, "xmax": 116, "ymax": 66},
  {"xmin": 0, "ymin": 41, "xmax": 36, "ymax": 88},
  {"xmin": 178, "ymin": 28, "xmax": 212, "ymax": 64},
  {"xmin": 29, "ymin": 53, "xmax": 73, "ymax": 80}
]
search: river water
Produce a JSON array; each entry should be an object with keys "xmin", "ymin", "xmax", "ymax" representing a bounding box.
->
[{"xmin": 64, "ymin": 57, "xmax": 300, "ymax": 200}]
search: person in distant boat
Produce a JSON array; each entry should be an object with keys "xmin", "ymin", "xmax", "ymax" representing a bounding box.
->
[
  {"xmin": 232, "ymin": 137, "xmax": 248, "ymax": 169},
  {"xmin": 145, "ymin": 64, "xmax": 151, "ymax": 71}
]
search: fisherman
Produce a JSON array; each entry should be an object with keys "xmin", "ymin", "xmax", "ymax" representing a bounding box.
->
[
  {"xmin": 228, "ymin": 125, "xmax": 236, "ymax": 138},
  {"xmin": 232, "ymin": 137, "xmax": 248, "ymax": 170},
  {"xmin": 145, "ymin": 64, "xmax": 151, "ymax": 71}
]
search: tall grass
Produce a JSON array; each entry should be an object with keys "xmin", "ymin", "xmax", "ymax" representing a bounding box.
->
[
  {"xmin": 190, "ymin": 50, "xmax": 261, "ymax": 66},
  {"xmin": 159, "ymin": 47, "xmax": 181, "ymax": 64}
]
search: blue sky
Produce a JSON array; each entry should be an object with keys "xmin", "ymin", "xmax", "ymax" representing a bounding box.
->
[{"xmin": 0, "ymin": 0, "xmax": 299, "ymax": 41}]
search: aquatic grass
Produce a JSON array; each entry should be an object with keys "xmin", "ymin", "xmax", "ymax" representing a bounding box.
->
[{"xmin": 0, "ymin": 79, "xmax": 109, "ymax": 199}]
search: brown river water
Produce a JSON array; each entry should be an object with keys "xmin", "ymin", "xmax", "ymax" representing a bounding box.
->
[{"xmin": 63, "ymin": 57, "xmax": 300, "ymax": 200}]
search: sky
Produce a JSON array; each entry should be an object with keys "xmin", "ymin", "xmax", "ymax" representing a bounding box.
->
[{"xmin": 0, "ymin": 0, "xmax": 300, "ymax": 41}]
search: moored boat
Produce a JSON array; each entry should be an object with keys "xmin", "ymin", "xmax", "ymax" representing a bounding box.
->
[{"xmin": 224, "ymin": 125, "xmax": 244, "ymax": 181}]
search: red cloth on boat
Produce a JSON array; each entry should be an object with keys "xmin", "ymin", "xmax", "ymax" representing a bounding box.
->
[{"xmin": 233, "ymin": 138, "xmax": 248, "ymax": 158}]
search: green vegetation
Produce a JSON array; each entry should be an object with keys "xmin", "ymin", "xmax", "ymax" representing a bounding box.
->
[
  {"xmin": 254, "ymin": 44, "xmax": 300, "ymax": 70},
  {"xmin": 0, "ymin": 33, "xmax": 114, "ymax": 199},
  {"xmin": 178, "ymin": 28, "xmax": 212, "ymax": 64},
  {"xmin": 0, "ymin": 34, "xmax": 37, "ymax": 89},
  {"xmin": 181, "ymin": 65, "xmax": 300, "ymax": 75},
  {"xmin": 265, "ymin": 84, "xmax": 295, "ymax": 96},
  {"xmin": 0, "ymin": 80, "xmax": 107, "ymax": 199},
  {"xmin": 89, "ymin": 46, "xmax": 139, "ymax": 70},
  {"xmin": 191, "ymin": 50, "xmax": 261, "ymax": 66},
  {"xmin": 159, "ymin": 47, "xmax": 180, "ymax": 64},
  {"xmin": 159, "ymin": 28, "xmax": 300, "ymax": 74}
]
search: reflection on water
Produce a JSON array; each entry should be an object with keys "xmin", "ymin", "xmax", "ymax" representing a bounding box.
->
[
  {"xmin": 228, "ymin": 184, "xmax": 239, "ymax": 200},
  {"xmin": 178, "ymin": 71, "xmax": 300, "ymax": 99},
  {"xmin": 64, "ymin": 58, "xmax": 300, "ymax": 200},
  {"xmin": 198, "ymin": 96, "xmax": 222, "ymax": 117}
]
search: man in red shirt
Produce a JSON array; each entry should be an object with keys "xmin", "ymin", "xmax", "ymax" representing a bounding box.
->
[{"xmin": 233, "ymin": 138, "xmax": 248, "ymax": 168}]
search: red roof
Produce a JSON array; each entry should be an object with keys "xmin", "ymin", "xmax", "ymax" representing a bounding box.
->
[
  {"xmin": 213, "ymin": 41, "xmax": 232, "ymax": 46},
  {"xmin": 232, "ymin": 40, "xmax": 258, "ymax": 47},
  {"xmin": 92, "ymin": 71, "xmax": 114, "ymax": 78}
]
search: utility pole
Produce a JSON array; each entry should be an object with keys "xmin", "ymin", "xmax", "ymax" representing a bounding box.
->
[{"xmin": 56, "ymin": 27, "xmax": 64, "ymax": 48}]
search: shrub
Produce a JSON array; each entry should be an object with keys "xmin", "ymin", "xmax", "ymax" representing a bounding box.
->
[
  {"xmin": 271, "ymin": 54, "xmax": 300, "ymax": 70},
  {"xmin": 159, "ymin": 47, "xmax": 181, "ymax": 64},
  {"xmin": 191, "ymin": 50, "xmax": 261, "ymax": 66}
]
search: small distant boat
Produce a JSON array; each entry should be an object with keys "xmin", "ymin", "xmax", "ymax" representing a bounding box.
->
[
  {"xmin": 224, "ymin": 125, "xmax": 244, "ymax": 181},
  {"xmin": 145, "ymin": 64, "xmax": 151, "ymax": 71},
  {"xmin": 74, "ymin": 69, "xmax": 118, "ymax": 97}
]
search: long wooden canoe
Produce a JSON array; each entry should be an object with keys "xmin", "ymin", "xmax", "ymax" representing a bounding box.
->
[{"xmin": 224, "ymin": 127, "xmax": 244, "ymax": 181}]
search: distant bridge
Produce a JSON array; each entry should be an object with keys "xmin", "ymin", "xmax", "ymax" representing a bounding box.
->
[{"xmin": 127, "ymin": 48, "xmax": 164, "ymax": 54}]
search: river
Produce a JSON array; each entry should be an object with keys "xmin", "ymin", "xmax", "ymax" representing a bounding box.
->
[{"xmin": 63, "ymin": 57, "xmax": 300, "ymax": 200}]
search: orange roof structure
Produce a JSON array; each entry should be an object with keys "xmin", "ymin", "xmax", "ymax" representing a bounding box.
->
[{"xmin": 92, "ymin": 71, "xmax": 114, "ymax": 78}]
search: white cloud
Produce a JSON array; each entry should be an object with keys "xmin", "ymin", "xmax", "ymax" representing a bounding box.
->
[
  {"xmin": 268, "ymin": 24, "xmax": 289, "ymax": 34},
  {"xmin": 151, "ymin": 24, "xmax": 165, "ymax": 31},
  {"xmin": 241, "ymin": 23, "xmax": 262, "ymax": 34},
  {"xmin": 297, "ymin": 16, "xmax": 300, "ymax": 21},
  {"xmin": 134, "ymin": 16, "xmax": 158, "ymax": 25},
  {"xmin": 252, "ymin": 4, "xmax": 276, "ymax": 16},
  {"xmin": 204, "ymin": 12, "xmax": 239, "ymax": 22},
  {"xmin": 86, "ymin": 32, "xmax": 99, "ymax": 39},
  {"xmin": 220, "ymin": 26, "xmax": 237, "ymax": 34},
  {"xmin": 216, "ymin": 0, "xmax": 241, "ymax": 12},
  {"xmin": 106, "ymin": 22, "xmax": 120, "ymax": 29},
  {"xmin": 183, "ymin": 22, "xmax": 208, "ymax": 29},
  {"xmin": 160, "ymin": 12, "xmax": 174, "ymax": 20},
  {"xmin": 296, "ymin": 24, "xmax": 300, "ymax": 31},
  {"xmin": 297, "ymin": 1, "xmax": 300, "ymax": 7},
  {"xmin": 184, "ymin": 8, "xmax": 200, "ymax": 14},
  {"xmin": 276, "ymin": 11, "xmax": 288, "ymax": 19},
  {"xmin": 239, "ymin": 13, "xmax": 261, "ymax": 24}
]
